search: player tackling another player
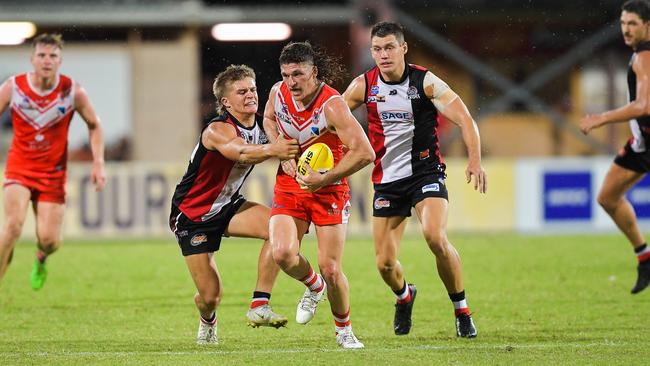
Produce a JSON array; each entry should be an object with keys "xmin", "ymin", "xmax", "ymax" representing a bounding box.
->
[
  {"xmin": 169, "ymin": 65, "xmax": 299, "ymax": 344},
  {"xmin": 0, "ymin": 33, "xmax": 106, "ymax": 291},
  {"xmin": 343, "ymin": 22, "xmax": 487, "ymax": 337}
]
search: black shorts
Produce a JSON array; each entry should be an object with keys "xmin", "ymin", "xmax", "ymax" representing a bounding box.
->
[
  {"xmin": 373, "ymin": 172, "xmax": 448, "ymax": 217},
  {"xmin": 614, "ymin": 140, "xmax": 650, "ymax": 173},
  {"xmin": 169, "ymin": 196, "xmax": 246, "ymax": 256}
]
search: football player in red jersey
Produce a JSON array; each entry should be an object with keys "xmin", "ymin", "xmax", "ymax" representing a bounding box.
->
[
  {"xmin": 0, "ymin": 34, "xmax": 106, "ymax": 290},
  {"xmin": 263, "ymin": 42, "xmax": 374, "ymax": 349}
]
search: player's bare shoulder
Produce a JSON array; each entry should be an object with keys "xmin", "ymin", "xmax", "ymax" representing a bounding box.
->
[
  {"xmin": 268, "ymin": 81, "xmax": 282, "ymax": 100},
  {"xmin": 634, "ymin": 51, "xmax": 650, "ymax": 75},
  {"xmin": 202, "ymin": 119, "xmax": 237, "ymax": 150},
  {"xmin": 0, "ymin": 78, "xmax": 13, "ymax": 107},
  {"xmin": 343, "ymin": 74, "xmax": 366, "ymax": 107},
  {"xmin": 324, "ymin": 95, "xmax": 356, "ymax": 132}
]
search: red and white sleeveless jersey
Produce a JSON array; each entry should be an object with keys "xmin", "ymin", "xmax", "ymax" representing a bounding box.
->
[
  {"xmin": 273, "ymin": 82, "xmax": 347, "ymax": 193},
  {"xmin": 7, "ymin": 73, "xmax": 76, "ymax": 179}
]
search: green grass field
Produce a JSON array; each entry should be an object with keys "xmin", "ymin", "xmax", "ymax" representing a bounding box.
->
[{"xmin": 1, "ymin": 233, "xmax": 649, "ymax": 365}]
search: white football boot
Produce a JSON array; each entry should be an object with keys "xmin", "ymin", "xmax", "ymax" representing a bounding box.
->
[
  {"xmin": 196, "ymin": 318, "xmax": 218, "ymax": 345},
  {"xmin": 296, "ymin": 277, "xmax": 327, "ymax": 324},
  {"xmin": 336, "ymin": 327, "xmax": 365, "ymax": 349},
  {"xmin": 246, "ymin": 304, "xmax": 288, "ymax": 328}
]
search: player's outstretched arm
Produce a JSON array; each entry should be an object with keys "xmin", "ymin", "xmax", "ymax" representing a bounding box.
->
[
  {"xmin": 296, "ymin": 97, "xmax": 375, "ymax": 191},
  {"xmin": 0, "ymin": 79, "xmax": 13, "ymax": 116},
  {"xmin": 342, "ymin": 75, "xmax": 366, "ymax": 112},
  {"xmin": 426, "ymin": 72, "xmax": 486, "ymax": 193},
  {"xmin": 75, "ymin": 84, "xmax": 106, "ymax": 192},
  {"xmin": 581, "ymin": 52, "xmax": 650, "ymax": 134},
  {"xmin": 202, "ymin": 121, "xmax": 298, "ymax": 165}
]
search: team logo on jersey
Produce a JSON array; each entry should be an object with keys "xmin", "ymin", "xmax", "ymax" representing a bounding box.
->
[
  {"xmin": 241, "ymin": 132, "xmax": 254, "ymax": 144},
  {"xmin": 376, "ymin": 95, "xmax": 386, "ymax": 102},
  {"xmin": 313, "ymin": 107, "xmax": 322, "ymax": 124},
  {"xmin": 370, "ymin": 85, "xmax": 380, "ymax": 96},
  {"xmin": 259, "ymin": 131, "xmax": 269, "ymax": 144},
  {"xmin": 311, "ymin": 126, "xmax": 320, "ymax": 136},
  {"xmin": 277, "ymin": 110, "xmax": 292, "ymax": 125},
  {"xmin": 190, "ymin": 233, "xmax": 208, "ymax": 246},
  {"xmin": 281, "ymin": 103, "xmax": 289, "ymax": 114},
  {"xmin": 407, "ymin": 86, "xmax": 420, "ymax": 99},
  {"xmin": 18, "ymin": 97, "xmax": 33, "ymax": 110},
  {"xmin": 419, "ymin": 149, "xmax": 430, "ymax": 160},
  {"xmin": 61, "ymin": 85, "xmax": 72, "ymax": 98},
  {"xmin": 422, "ymin": 183, "xmax": 440, "ymax": 193},
  {"xmin": 389, "ymin": 89, "xmax": 397, "ymax": 96},
  {"xmin": 374, "ymin": 197, "xmax": 391, "ymax": 209}
]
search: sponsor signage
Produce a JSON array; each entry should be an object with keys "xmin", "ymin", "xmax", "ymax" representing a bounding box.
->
[
  {"xmin": 543, "ymin": 172, "xmax": 592, "ymax": 220},
  {"xmin": 628, "ymin": 175, "xmax": 650, "ymax": 218}
]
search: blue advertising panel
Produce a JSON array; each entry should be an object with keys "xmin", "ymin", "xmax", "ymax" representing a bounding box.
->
[
  {"xmin": 543, "ymin": 172, "xmax": 592, "ymax": 220},
  {"xmin": 628, "ymin": 175, "xmax": 650, "ymax": 218}
]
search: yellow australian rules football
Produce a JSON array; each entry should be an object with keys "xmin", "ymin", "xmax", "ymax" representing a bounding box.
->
[{"xmin": 297, "ymin": 142, "xmax": 334, "ymax": 175}]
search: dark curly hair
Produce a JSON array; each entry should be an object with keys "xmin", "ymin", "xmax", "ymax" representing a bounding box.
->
[{"xmin": 279, "ymin": 41, "xmax": 345, "ymax": 85}]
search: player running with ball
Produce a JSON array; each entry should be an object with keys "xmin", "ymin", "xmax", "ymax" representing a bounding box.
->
[{"xmin": 263, "ymin": 41, "xmax": 374, "ymax": 349}]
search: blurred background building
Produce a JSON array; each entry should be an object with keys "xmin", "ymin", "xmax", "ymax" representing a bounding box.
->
[{"xmin": 0, "ymin": 0, "xmax": 641, "ymax": 236}]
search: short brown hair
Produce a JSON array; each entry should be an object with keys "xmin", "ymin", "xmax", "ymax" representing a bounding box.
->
[
  {"xmin": 32, "ymin": 33, "xmax": 64, "ymax": 49},
  {"xmin": 212, "ymin": 64, "xmax": 256, "ymax": 115},
  {"xmin": 371, "ymin": 22, "xmax": 405, "ymax": 43}
]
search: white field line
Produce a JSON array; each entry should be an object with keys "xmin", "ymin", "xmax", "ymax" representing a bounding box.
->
[{"xmin": 0, "ymin": 341, "xmax": 620, "ymax": 358}]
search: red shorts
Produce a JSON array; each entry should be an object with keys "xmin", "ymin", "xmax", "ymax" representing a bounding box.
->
[
  {"xmin": 271, "ymin": 189, "xmax": 351, "ymax": 226},
  {"xmin": 4, "ymin": 172, "xmax": 66, "ymax": 204}
]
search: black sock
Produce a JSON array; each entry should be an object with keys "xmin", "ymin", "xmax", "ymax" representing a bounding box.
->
[
  {"xmin": 253, "ymin": 291, "xmax": 271, "ymax": 300},
  {"xmin": 634, "ymin": 243, "xmax": 647, "ymax": 254},
  {"xmin": 201, "ymin": 312, "xmax": 216, "ymax": 324},
  {"xmin": 449, "ymin": 290, "xmax": 466, "ymax": 302},
  {"xmin": 392, "ymin": 281, "xmax": 408, "ymax": 297}
]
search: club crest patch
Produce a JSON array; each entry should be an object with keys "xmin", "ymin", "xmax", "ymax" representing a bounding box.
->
[
  {"xmin": 190, "ymin": 233, "xmax": 208, "ymax": 246},
  {"xmin": 407, "ymin": 86, "xmax": 420, "ymax": 100},
  {"xmin": 374, "ymin": 197, "xmax": 391, "ymax": 209}
]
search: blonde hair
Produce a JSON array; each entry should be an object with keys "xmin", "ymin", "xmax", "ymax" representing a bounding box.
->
[
  {"xmin": 32, "ymin": 33, "xmax": 64, "ymax": 49},
  {"xmin": 212, "ymin": 64, "xmax": 256, "ymax": 115}
]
